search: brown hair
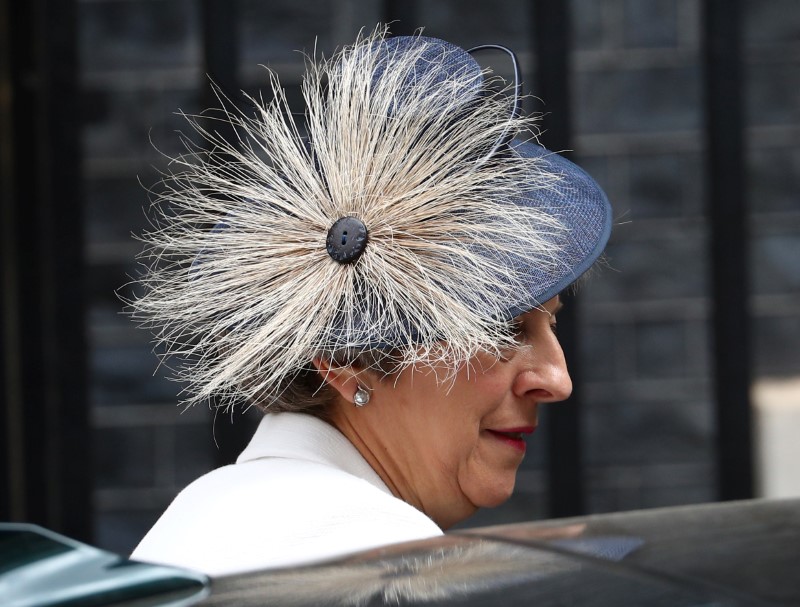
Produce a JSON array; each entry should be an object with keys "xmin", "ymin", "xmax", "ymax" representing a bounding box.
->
[{"xmin": 251, "ymin": 348, "xmax": 401, "ymax": 419}]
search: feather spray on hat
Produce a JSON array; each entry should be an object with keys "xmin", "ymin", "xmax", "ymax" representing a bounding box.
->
[{"xmin": 129, "ymin": 29, "xmax": 573, "ymax": 410}]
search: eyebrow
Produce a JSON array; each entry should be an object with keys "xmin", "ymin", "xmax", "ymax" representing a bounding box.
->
[{"xmin": 551, "ymin": 297, "xmax": 564, "ymax": 315}]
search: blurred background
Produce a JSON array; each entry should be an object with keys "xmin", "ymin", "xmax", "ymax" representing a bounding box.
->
[{"xmin": 2, "ymin": 0, "xmax": 799, "ymax": 556}]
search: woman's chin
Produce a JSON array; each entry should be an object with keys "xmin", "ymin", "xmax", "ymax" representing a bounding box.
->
[{"xmin": 468, "ymin": 477, "xmax": 518, "ymax": 509}]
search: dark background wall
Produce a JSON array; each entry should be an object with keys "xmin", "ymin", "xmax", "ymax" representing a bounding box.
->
[{"xmin": 2, "ymin": 0, "xmax": 799, "ymax": 556}]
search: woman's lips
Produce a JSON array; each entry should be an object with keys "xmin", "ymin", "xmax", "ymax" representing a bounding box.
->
[{"xmin": 486, "ymin": 427, "xmax": 536, "ymax": 453}]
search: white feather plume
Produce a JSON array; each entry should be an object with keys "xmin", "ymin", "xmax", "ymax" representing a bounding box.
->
[{"xmin": 129, "ymin": 28, "xmax": 567, "ymax": 409}]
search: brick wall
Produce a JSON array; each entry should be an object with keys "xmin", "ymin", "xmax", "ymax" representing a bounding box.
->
[
  {"xmin": 572, "ymin": 0, "xmax": 800, "ymax": 512},
  {"xmin": 80, "ymin": 0, "xmax": 800, "ymax": 553},
  {"xmin": 81, "ymin": 0, "xmax": 207, "ymax": 554}
]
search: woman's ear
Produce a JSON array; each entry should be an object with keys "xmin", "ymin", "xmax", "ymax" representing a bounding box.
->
[{"xmin": 312, "ymin": 357, "xmax": 372, "ymax": 405}]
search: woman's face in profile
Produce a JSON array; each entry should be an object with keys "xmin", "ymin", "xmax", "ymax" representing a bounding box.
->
[{"xmin": 337, "ymin": 297, "xmax": 572, "ymax": 528}]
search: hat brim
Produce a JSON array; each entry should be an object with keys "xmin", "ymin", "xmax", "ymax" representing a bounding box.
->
[{"xmin": 502, "ymin": 138, "xmax": 612, "ymax": 317}]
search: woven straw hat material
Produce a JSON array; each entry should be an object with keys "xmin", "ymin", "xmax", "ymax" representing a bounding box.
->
[
  {"xmin": 369, "ymin": 36, "xmax": 484, "ymax": 108},
  {"xmin": 501, "ymin": 139, "xmax": 613, "ymax": 318}
]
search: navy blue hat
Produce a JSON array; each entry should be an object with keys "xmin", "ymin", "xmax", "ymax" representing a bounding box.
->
[
  {"xmin": 503, "ymin": 138, "xmax": 612, "ymax": 315},
  {"xmin": 327, "ymin": 35, "xmax": 612, "ymax": 331},
  {"xmin": 134, "ymin": 31, "xmax": 612, "ymax": 406},
  {"xmin": 335, "ymin": 34, "xmax": 611, "ymax": 315}
]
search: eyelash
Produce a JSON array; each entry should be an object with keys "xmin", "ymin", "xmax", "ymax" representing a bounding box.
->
[
  {"xmin": 505, "ymin": 320, "xmax": 558, "ymax": 334},
  {"xmin": 498, "ymin": 316, "xmax": 559, "ymax": 350},
  {"xmin": 496, "ymin": 318, "xmax": 559, "ymax": 362}
]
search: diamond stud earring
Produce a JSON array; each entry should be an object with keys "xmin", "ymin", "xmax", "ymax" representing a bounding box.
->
[{"xmin": 353, "ymin": 386, "xmax": 370, "ymax": 407}]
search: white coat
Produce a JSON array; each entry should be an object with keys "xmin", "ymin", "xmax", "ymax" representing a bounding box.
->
[{"xmin": 130, "ymin": 412, "xmax": 443, "ymax": 576}]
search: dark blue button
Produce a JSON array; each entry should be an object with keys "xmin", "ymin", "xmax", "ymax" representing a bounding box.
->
[{"xmin": 326, "ymin": 217, "xmax": 368, "ymax": 264}]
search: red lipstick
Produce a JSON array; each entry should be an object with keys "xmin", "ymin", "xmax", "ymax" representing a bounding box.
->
[{"xmin": 486, "ymin": 426, "xmax": 536, "ymax": 453}]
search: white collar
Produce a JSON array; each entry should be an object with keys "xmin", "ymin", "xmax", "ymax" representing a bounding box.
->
[{"xmin": 237, "ymin": 412, "xmax": 393, "ymax": 497}]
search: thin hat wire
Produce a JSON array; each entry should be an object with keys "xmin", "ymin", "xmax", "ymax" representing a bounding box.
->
[{"xmin": 466, "ymin": 44, "xmax": 523, "ymax": 166}]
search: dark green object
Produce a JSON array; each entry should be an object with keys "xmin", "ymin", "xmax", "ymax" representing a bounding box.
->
[{"xmin": 0, "ymin": 523, "xmax": 208, "ymax": 607}]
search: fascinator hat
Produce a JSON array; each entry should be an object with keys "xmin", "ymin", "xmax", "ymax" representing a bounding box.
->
[{"xmin": 132, "ymin": 29, "xmax": 612, "ymax": 408}]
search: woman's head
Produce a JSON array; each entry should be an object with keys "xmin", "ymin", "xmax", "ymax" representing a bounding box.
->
[
  {"xmin": 314, "ymin": 296, "xmax": 570, "ymax": 528},
  {"xmin": 130, "ymin": 28, "xmax": 610, "ymax": 419}
]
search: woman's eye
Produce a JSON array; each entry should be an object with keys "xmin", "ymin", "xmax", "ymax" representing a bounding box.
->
[{"xmin": 550, "ymin": 322, "xmax": 558, "ymax": 336}]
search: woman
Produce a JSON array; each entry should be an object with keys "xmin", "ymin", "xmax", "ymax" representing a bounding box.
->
[{"xmin": 129, "ymin": 30, "xmax": 611, "ymax": 575}]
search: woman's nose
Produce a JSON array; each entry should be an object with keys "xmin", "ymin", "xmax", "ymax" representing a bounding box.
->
[{"xmin": 512, "ymin": 340, "xmax": 573, "ymax": 403}]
